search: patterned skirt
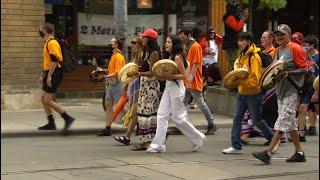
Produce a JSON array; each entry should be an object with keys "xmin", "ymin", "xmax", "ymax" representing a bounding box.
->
[{"xmin": 137, "ymin": 76, "xmax": 160, "ymax": 143}]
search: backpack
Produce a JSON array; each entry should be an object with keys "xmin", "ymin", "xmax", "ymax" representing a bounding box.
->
[
  {"xmin": 249, "ymin": 51, "xmax": 273, "ymax": 69},
  {"xmin": 46, "ymin": 38, "xmax": 77, "ymax": 72}
]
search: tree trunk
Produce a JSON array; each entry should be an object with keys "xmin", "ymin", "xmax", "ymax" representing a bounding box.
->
[{"xmin": 113, "ymin": 0, "xmax": 128, "ymax": 58}]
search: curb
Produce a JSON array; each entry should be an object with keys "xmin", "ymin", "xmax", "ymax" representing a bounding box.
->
[{"xmin": 1, "ymin": 124, "xmax": 232, "ymax": 138}]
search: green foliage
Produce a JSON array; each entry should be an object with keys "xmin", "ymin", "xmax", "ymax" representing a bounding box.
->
[{"xmin": 227, "ymin": 0, "xmax": 287, "ymax": 11}]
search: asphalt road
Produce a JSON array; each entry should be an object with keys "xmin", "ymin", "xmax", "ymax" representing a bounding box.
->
[{"xmin": 2, "ymin": 128, "xmax": 319, "ymax": 180}]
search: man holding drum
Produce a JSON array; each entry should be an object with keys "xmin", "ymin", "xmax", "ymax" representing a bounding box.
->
[
  {"xmin": 97, "ymin": 36, "xmax": 126, "ymax": 136},
  {"xmin": 253, "ymin": 24, "xmax": 309, "ymax": 164},
  {"xmin": 222, "ymin": 32, "xmax": 274, "ymax": 154}
]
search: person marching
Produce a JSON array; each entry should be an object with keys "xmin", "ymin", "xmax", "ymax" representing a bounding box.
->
[
  {"xmin": 114, "ymin": 35, "xmax": 144, "ymax": 145},
  {"xmin": 147, "ymin": 35, "xmax": 206, "ymax": 153},
  {"xmin": 222, "ymin": 32, "xmax": 274, "ymax": 154},
  {"xmin": 130, "ymin": 28, "xmax": 161, "ymax": 151},
  {"xmin": 97, "ymin": 36, "xmax": 126, "ymax": 136},
  {"xmin": 38, "ymin": 23, "xmax": 75, "ymax": 134},
  {"xmin": 252, "ymin": 24, "xmax": 309, "ymax": 164},
  {"xmin": 179, "ymin": 28, "xmax": 217, "ymax": 135}
]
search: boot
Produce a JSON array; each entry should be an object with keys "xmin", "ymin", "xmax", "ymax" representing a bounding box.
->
[
  {"xmin": 38, "ymin": 115, "xmax": 56, "ymax": 130},
  {"xmin": 60, "ymin": 112, "xmax": 75, "ymax": 135}
]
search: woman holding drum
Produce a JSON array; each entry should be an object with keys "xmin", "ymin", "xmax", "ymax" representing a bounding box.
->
[
  {"xmin": 113, "ymin": 35, "xmax": 144, "ymax": 145},
  {"xmin": 147, "ymin": 35, "xmax": 206, "ymax": 153},
  {"xmin": 130, "ymin": 28, "xmax": 161, "ymax": 151}
]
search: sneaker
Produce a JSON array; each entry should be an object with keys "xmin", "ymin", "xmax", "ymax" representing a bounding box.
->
[
  {"xmin": 306, "ymin": 127, "xmax": 317, "ymax": 136},
  {"xmin": 252, "ymin": 151, "xmax": 271, "ymax": 164},
  {"xmin": 205, "ymin": 124, "xmax": 217, "ymax": 135},
  {"xmin": 190, "ymin": 102, "xmax": 197, "ymax": 109},
  {"xmin": 271, "ymin": 140, "xmax": 280, "ymax": 154},
  {"xmin": 222, "ymin": 147, "xmax": 242, "ymax": 154},
  {"xmin": 38, "ymin": 123, "xmax": 56, "ymax": 130},
  {"xmin": 97, "ymin": 128, "xmax": 111, "ymax": 136},
  {"xmin": 146, "ymin": 147, "xmax": 166, "ymax": 153},
  {"xmin": 193, "ymin": 133, "xmax": 206, "ymax": 152},
  {"xmin": 286, "ymin": 152, "xmax": 306, "ymax": 162}
]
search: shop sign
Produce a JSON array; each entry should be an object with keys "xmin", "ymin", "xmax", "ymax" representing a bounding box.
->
[{"xmin": 78, "ymin": 13, "xmax": 177, "ymax": 46}]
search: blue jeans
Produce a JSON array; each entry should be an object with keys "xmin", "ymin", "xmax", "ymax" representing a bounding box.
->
[
  {"xmin": 184, "ymin": 90, "xmax": 214, "ymax": 125},
  {"xmin": 231, "ymin": 92, "xmax": 273, "ymax": 150}
]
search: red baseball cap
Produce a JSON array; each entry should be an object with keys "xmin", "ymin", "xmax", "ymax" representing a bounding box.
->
[{"xmin": 139, "ymin": 28, "xmax": 158, "ymax": 40}]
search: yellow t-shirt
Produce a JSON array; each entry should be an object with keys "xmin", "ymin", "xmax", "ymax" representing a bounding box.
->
[
  {"xmin": 108, "ymin": 50, "xmax": 126, "ymax": 77},
  {"xmin": 42, "ymin": 38, "xmax": 62, "ymax": 71}
]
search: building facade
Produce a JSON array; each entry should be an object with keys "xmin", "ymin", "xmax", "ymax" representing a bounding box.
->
[{"xmin": 1, "ymin": 0, "xmax": 318, "ymax": 109}]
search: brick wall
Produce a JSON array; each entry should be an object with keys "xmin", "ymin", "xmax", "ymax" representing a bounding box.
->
[
  {"xmin": 1, "ymin": 0, "xmax": 45, "ymax": 109},
  {"xmin": 1, "ymin": 0, "xmax": 45, "ymax": 91}
]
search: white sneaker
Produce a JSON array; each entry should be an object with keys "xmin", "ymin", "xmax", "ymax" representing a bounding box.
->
[
  {"xmin": 222, "ymin": 147, "xmax": 242, "ymax": 154},
  {"xmin": 193, "ymin": 133, "xmax": 206, "ymax": 152},
  {"xmin": 146, "ymin": 147, "xmax": 166, "ymax": 153},
  {"xmin": 271, "ymin": 140, "xmax": 280, "ymax": 154}
]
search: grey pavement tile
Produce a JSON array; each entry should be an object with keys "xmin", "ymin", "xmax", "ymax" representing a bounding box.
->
[
  {"xmin": 107, "ymin": 166, "xmax": 182, "ymax": 180},
  {"xmin": 142, "ymin": 162, "xmax": 237, "ymax": 180},
  {"xmin": 2, "ymin": 173, "xmax": 54, "ymax": 180}
]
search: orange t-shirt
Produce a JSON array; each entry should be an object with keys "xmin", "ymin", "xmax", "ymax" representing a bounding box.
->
[
  {"xmin": 186, "ymin": 42, "xmax": 203, "ymax": 92},
  {"xmin": 108, "ymin": 50, "xmax": 126, "ymax": 77}
]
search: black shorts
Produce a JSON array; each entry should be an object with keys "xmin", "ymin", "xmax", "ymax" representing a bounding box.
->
[{"xmin": 42, "ymin": 68, "xmax": 63, "ymax": 93}]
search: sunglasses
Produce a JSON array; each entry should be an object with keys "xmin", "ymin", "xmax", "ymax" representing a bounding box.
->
[{"xmin": 131, "ymin": 41, "xmax": 137, "ymax": 44}]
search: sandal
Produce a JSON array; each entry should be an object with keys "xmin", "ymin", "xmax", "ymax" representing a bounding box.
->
[
  {"xmin": 114, "ymin": 135, "xmax": 130, "ymax": 145},
  {"xmin": 241, "ymin": 139, "xmax": 249, "ymax": 145},
  {"xmin": 131, "ymin": 143, "xmax": 149, "ymax": 151}
]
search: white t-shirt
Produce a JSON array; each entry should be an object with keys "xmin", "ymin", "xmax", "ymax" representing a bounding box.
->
[{"xmin": 203, "ymin": 39, "xmax": 218, "ymax": 65}]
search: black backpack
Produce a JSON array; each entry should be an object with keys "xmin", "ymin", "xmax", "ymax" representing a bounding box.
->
[
  {"xmin": 249, "ymin": 51, "xmax": 273, "ymax": 69},
  {"xmin": 46, "ymin": 38, "xmax": 77, "ymax": 72}
]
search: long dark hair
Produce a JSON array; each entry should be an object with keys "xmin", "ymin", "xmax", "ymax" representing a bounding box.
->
[
  {"xmin": 114, "ymin": 35, "xmax": 125, "ymax": 51},
  {"xmin": 143, "ymin": 37, "xmax": 160, "ymax": 59},
  {"xmin": 166, "ymin": 35, "xmax": 188, "ymax": 68}
]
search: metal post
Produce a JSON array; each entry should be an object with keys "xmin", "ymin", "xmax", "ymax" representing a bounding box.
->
[{"xmin": 113, "ymin": 0, "xmax": 128, "ymax": 58}]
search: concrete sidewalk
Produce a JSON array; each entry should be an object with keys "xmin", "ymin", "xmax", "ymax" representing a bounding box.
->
[{"xmin": 1, "ymin": 98, "xmax": 233, "ymax": 138}]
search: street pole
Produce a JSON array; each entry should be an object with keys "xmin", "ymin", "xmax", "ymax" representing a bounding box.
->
[{"xmin": 113, "ymin": 0, "xmax": 128, "ymax": 58}]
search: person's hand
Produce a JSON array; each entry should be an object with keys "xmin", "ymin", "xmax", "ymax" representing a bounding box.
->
[
  {"xmin": 274, "ymin": 71, "xmax": 287, "ymax": 82},
  {"xmin": 96, "ymin": 67, "xmax": 103, "ymax": 71},
  {"xmin": 46, "ymin": 76, "xmax": 52, "ymax": 87},
  {"xmin": 161, "ymin": 71, "xmax": 172, "ymax": 80},
  {"xmin": 187, "ymin": 73, "xmax": 194, "ymax": 82},
  {"xmin": 38, "ymin": 76, "xmax": 43, "ymax": 89},
  {"xmin": 311, "ymin": 91, "xmax": 319, "ymax": 102},
  {"xmin": 242, "ymin": 8, "xmax": 249, "ymax": 20},
  {"xmin": 127, "ymin": 71, "xmax": 135, "ymax": 77},
  {"xmin": 186, "ymin": 82, "xmax": 192, "ymax": 90},
  {"xmin": 234, "ymin": 79, "xmax": 241, "ymax": 87}
]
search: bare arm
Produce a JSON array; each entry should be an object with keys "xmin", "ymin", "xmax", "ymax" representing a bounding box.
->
[
  {"xmin": 138, "ymin": 51, "xmax": 159, "ymax": 77},
  {"xmin": 188, "ymin": 64, "xmax": 198, "ymax": 81},
  {"xmin": 171, "ymin": 55, "xmax": 186, "ymax": 80}
]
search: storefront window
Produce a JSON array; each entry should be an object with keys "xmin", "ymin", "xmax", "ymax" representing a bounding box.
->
[{"xmin": 45, "ymin": 0, "xmax": 208, "ymax": 67}]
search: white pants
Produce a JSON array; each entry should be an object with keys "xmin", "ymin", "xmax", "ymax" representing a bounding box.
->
[{"xmin": 150, "ymin": 80, "xmax": 204, "ymax": 150}]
